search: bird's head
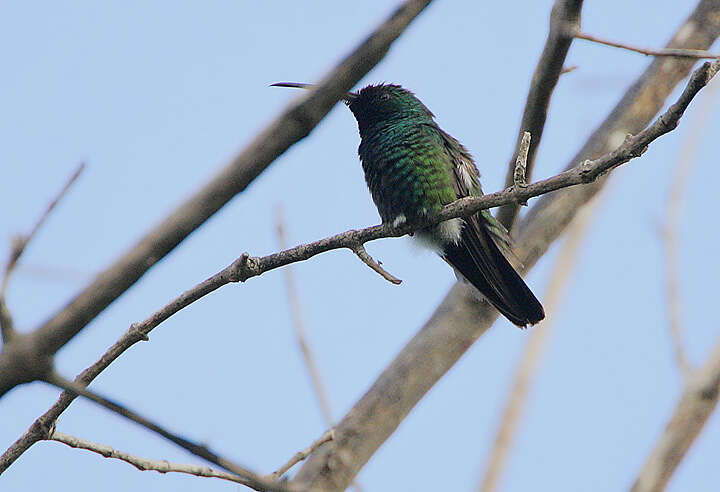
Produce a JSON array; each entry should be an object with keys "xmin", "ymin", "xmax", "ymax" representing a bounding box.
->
[
  {"xmin": 271, "ymin": 82, "xmax": 434, "ymax": 132},
  {"xmin": 346, "ymin": 84, "xmax": 434, "ymax": 128}
]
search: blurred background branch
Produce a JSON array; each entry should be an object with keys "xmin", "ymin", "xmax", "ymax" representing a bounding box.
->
[
  {"xmin": 478, "ymin": 194, "xmax": 602, "ymax": 492},
  {"xmin": 662, "ymin": 75, "xmax": 719, "ymax": 379}
]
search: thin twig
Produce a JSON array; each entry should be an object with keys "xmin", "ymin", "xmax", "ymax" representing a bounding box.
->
[
  {"xmin": 350, "ymin": 244, "xmax": 402, "ymax": 284},
  {"xmin": 269, "ymin": 429, "xmax": 335, "ymax": 480},
  {"xmin": 50, "ymin": 430, "xmax": 292, "ymax": 492},
  {"xmin": 0, "ymin": 163, "xmax": 85, "ymax": 343},
  {"xmin": 663, "ymin": 76, "xmax": 719, "ymax": 380},
  {"xmin": 2, "ymin": 60, "xmax": 716, "ymax": 478},
  {"xmin": 497, "ymin": 0, "xmax": 585, "ymax": 228},
  {"xmin": 276, "ymin": 209, "xmax": 335, "ymax": 425},
  {"xmin": 44, "ymin": 372, "xmax": 253, "ymax": 478},
  {"xmin": 1, "ymin": 163, "xmax": 85, "ymax": 297},
  {"xmin": 575, "ymin": 31, "xmax": 720, "ymax": 59},
  {"xmin": 478, "ymin": 195, "xmax": 601, "ymax": 492},
  {"xmin": 631, "ymin": 338, "xmax": 720, "ymax": 492}
]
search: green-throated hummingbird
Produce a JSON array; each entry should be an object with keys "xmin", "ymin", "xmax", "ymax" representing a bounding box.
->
[{"xmin": 272, "ymin": 82, "xmax": 544, "ymax": 327}]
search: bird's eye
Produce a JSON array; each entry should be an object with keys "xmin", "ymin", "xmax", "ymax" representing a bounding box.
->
[{"xmin": 379, "ymin": 93, "xmax": 391, "ymax": 101}]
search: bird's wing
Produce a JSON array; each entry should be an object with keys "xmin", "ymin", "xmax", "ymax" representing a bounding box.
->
[
  {"xmin": 434, "ymin": 128, "xmax": 515, "ymax": 254},
  {"xmin": 435, "ymin": 127, "xmax": 544, "ymax": 327}
]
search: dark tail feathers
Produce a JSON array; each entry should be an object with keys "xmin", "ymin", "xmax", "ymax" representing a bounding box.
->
[{"xmin": 442, "ymin": 221, "xmax": 545, "ymax": 328}]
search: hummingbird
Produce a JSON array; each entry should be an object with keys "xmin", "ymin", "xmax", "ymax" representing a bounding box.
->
[{"xmin": 272, "ymin": 82, "xmax": 544, "ymax": 327}]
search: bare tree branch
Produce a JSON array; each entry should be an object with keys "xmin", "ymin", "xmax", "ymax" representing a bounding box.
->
[
  {"xmin": 497, "ymin": 0, "xmax": 584, "ymax": 229},
  {"xmin": 292, "ymin": 3, "xmax": 720, "ymax": 489},
  {"xmin": 44, "ymin": 372, "xmax": 253, "ymax": 478},
  {"xmin": 0, "ymin": 0, "xmax": 434, "ymax": 398},
  {"xmin": 478, "ymin": 195, "xmax": 601, "ymax": 492},
  {"xmin": 631, "ymin": 337, "xmax": 720, "ymax": 492},
  {"xmin": 269, "ymin": 429, "xmax": 335, "ymax": 480},
  {"xmin": 50, "ymin": 431, "xmax": 291, "ymax": 492},
  {"xmin": 575, "ymin": 31, "xmax": 720, "ymax": 59}
]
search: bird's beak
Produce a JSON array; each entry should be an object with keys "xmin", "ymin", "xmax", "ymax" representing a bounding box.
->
[{"xmin": 270, "ymin": 82, "xmax": 357, "ymax": 103}]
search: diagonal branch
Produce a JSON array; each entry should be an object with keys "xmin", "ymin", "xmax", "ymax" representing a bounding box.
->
[
  {"xmin": 497, "ymin": 0, "xmax": 584, "ymax": 229},
  {"xmin": 1, "ymin": 163, "xmax": 85, "ymax": 298},
  {"xmin": 630, "ymin": 337, "xmax": 720, "ymax": 492},
  {"xmin": 0, "ymin": 0, "xmax": 433, "ymax": 400},
  {"xmin": 44, "ymin": 372, "xmax": 253, "ymax": 477},
  {"xmin": 0, "ymin": 0, "xmax": 436, "ymax": 470},
  {"xmin": 269, "ymin": 429, "xmax": 335, "ymax": 480},
  {"xmin": 291, "ymin": 3, "xmax": 720, "ymax": 489}
]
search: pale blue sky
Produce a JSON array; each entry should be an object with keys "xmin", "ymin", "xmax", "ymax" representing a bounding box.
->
[{"xmin": 1, "ymin": 1, "xmax": 719, "ymax": 491}]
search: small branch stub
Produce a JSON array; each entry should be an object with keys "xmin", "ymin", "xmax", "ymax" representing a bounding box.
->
[
  {"xmin": 129, "ymin": 323, "xmax": 149, "ymax": 342},
  {"xmin": 228, "ymin": 253, "xmax": 255, "ymax": 282},
  {"xmin": 270, "ymin": 429, "xmax": 335, "ymax": 480},
  {"xmin": 513, "ymin": 132, "xmax": 532, "ymax": 205},
  {"xmin": 351, "ymin": 244, "xmax": 402, "ymax": 285}
]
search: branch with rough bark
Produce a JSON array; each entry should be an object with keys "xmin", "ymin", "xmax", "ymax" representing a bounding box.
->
[{"xmin": 291, "ymin": 2, "xmax": 720, "ymax": 489}]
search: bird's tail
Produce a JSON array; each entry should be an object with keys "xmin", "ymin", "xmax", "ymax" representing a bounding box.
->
[{"xmin": 441, "ymin": 218, "xmax": 545, "ymax": 328}]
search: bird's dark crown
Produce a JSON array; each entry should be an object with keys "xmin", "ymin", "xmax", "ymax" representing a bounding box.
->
[{"xmin": 347, "ymin": 84, "xmax": 435, "ymax": 128}]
